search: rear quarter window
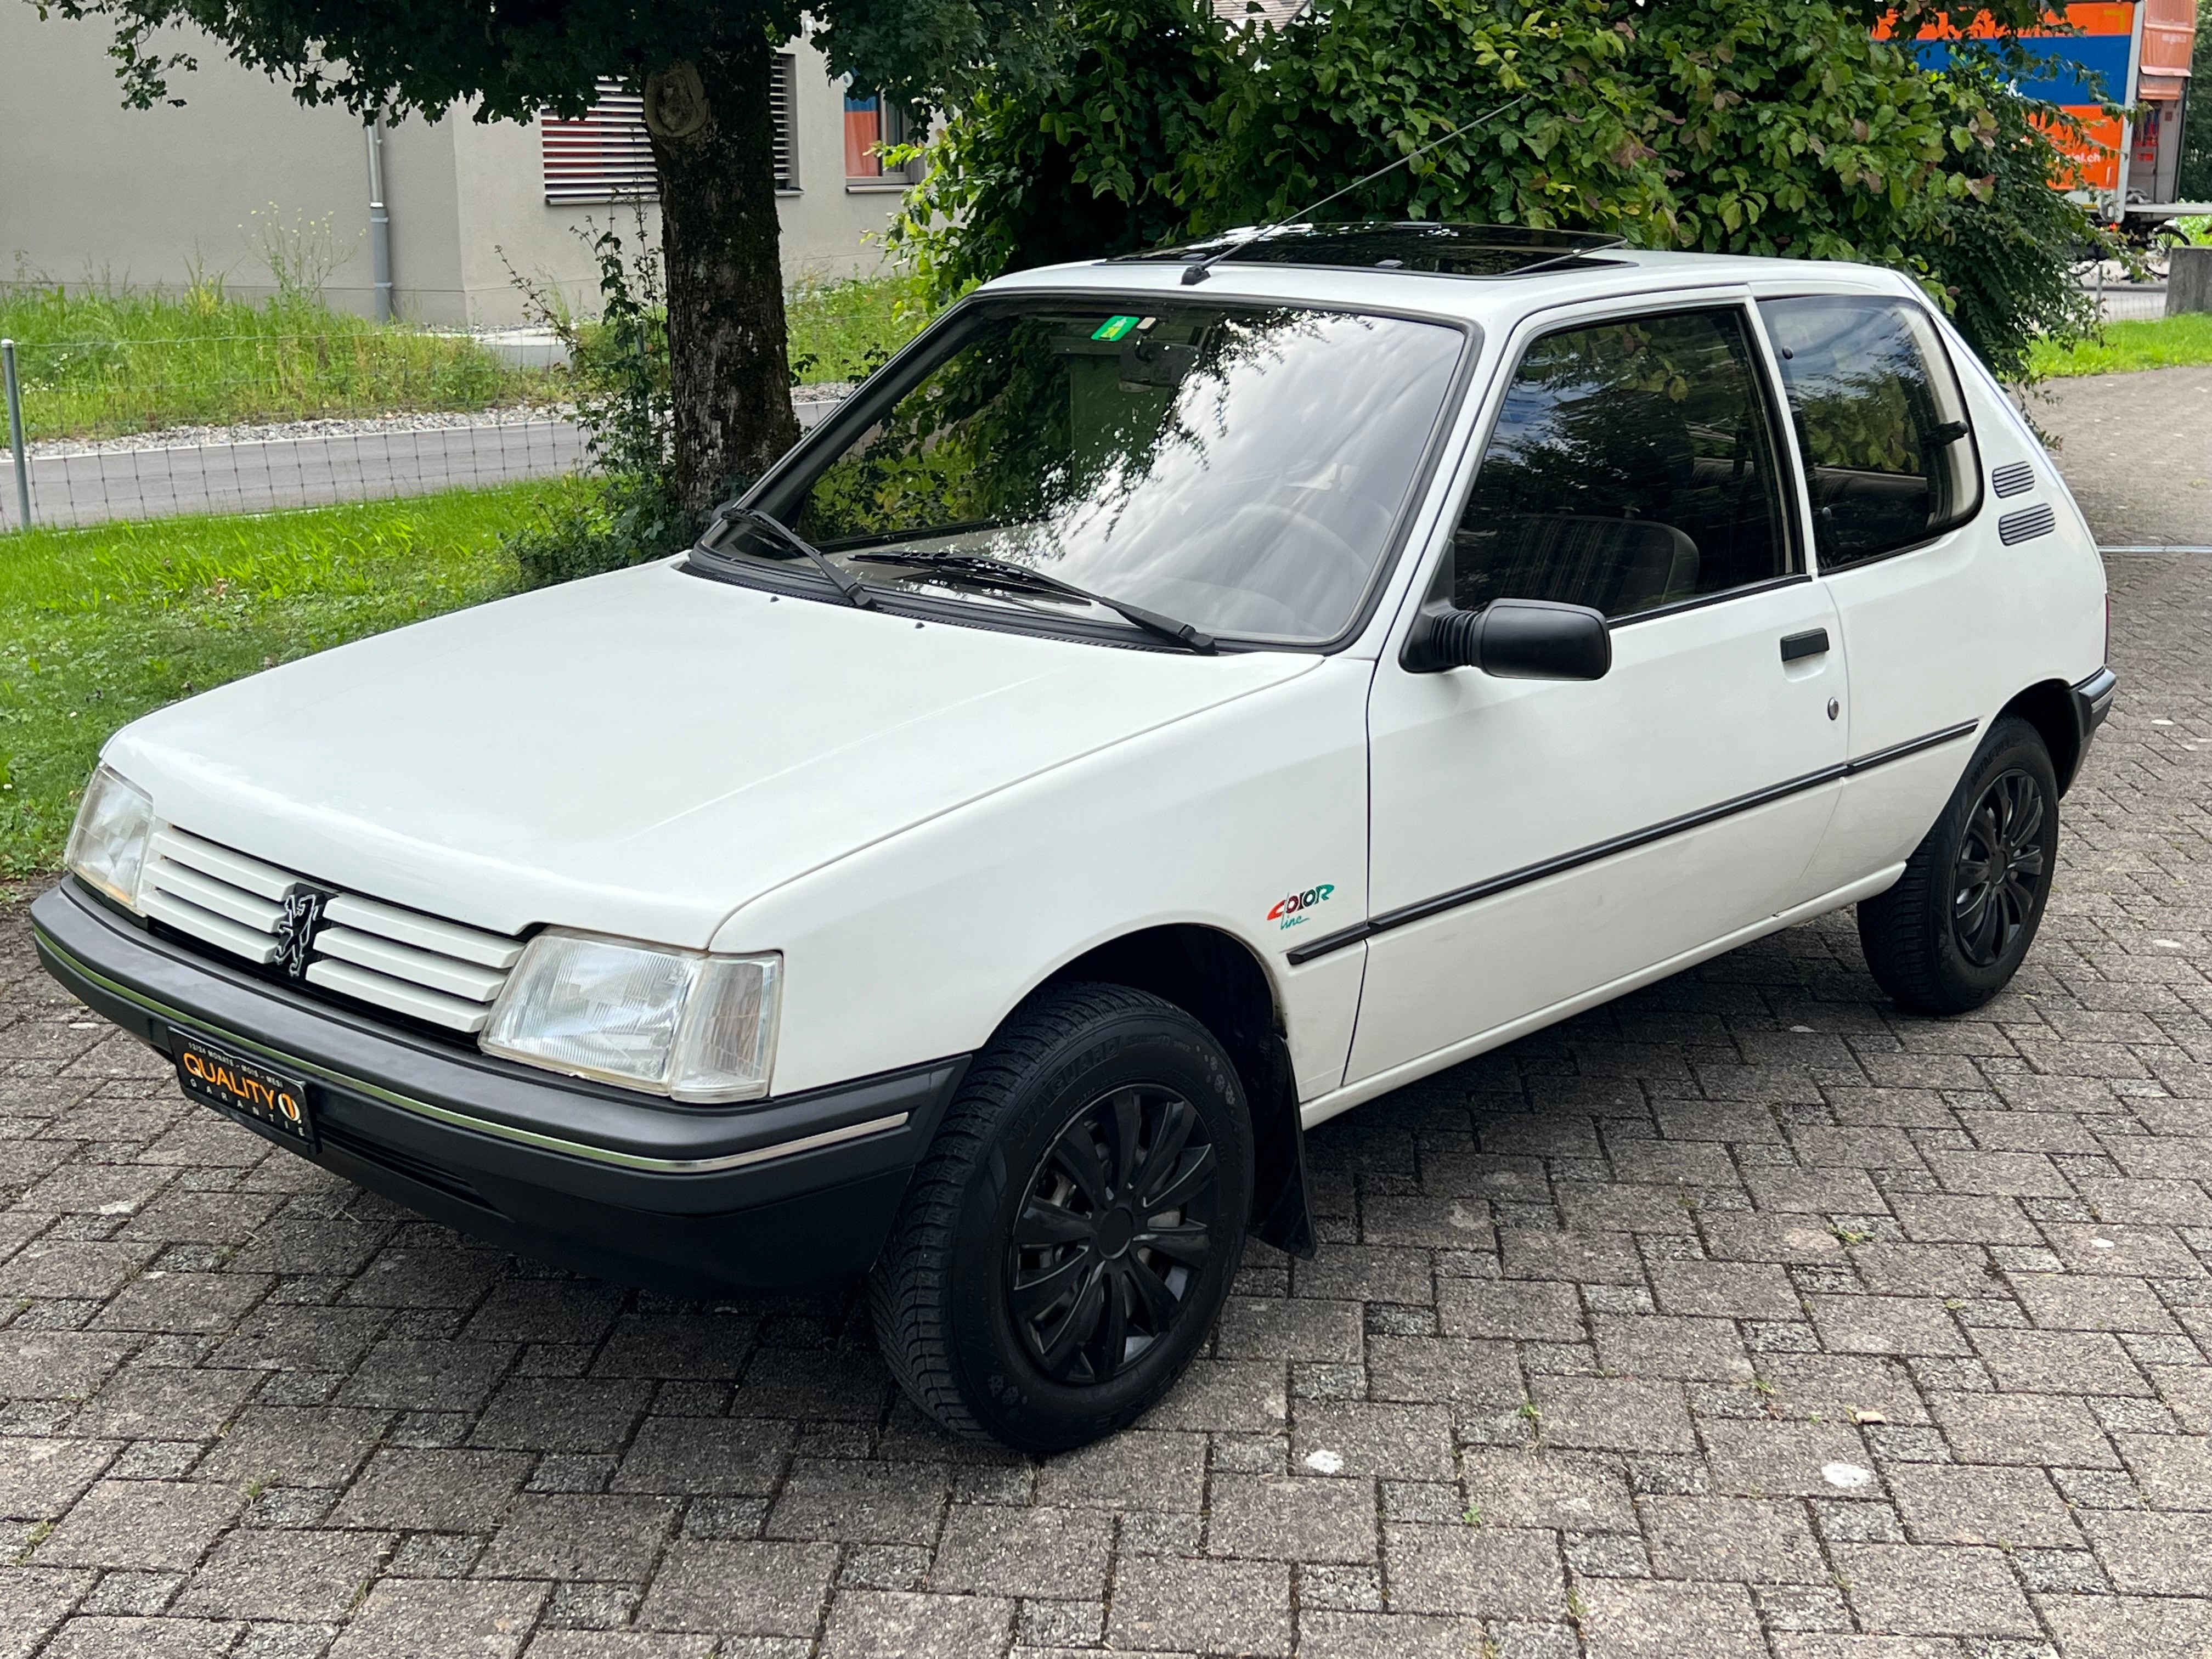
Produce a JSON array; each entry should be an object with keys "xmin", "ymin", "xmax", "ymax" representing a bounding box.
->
[{"xmin": 1758, "ymin": 296, "xmax": 1982, "ymax": 571}]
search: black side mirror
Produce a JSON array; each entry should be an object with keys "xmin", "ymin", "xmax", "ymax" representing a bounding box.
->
[{"xmin": 1403, "ymin": 598, "xmax": 1612, "ymax": 680}]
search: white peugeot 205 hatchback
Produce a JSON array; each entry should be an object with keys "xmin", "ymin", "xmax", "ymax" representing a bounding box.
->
[{"xmin": 42, "ymin": 225, "xmax": 2115, "ymax": 1451}]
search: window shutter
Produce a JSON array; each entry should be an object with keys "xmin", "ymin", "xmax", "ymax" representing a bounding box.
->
[
  {"xmin": 541, "ymin": 80, "xmax": 657, "ymax": 205},
  {"xmin": 541, "ymin": 66, "xmax": 799, "ymax": 202},
  {"xmin": 772, "ymin": 54, "xmax": 799, "ymax": 190}
]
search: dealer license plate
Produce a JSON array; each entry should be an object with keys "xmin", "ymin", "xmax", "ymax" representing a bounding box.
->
[{"xmin": 173, "ymin": 1032, "xmax": 314, "ymax": 1146}]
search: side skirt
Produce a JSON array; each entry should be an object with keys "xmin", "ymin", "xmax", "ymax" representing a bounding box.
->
[{"xmin": 1297, "ymin": 864, "xmax": 1905, "ymax": 1132}]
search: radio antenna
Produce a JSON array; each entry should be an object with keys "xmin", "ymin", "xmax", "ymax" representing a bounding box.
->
[{"xmin": 1181, "ymin": 94, "xmax": 1528, "ymax": 285}]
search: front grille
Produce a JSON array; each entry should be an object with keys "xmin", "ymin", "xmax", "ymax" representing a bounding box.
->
[{"xmin": 140, "ymin": 826, "xmax": 523, "ymax": 1035}]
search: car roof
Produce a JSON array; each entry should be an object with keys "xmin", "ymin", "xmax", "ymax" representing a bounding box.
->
[{"xmin": 978, "ymin": 225, "xmax": 1920, "ymax": 329}]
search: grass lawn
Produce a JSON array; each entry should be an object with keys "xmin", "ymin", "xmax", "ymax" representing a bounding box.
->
[
  {"xmin": 2029, "ymin": 312, "xmax": 2212, "ymax": 378},
  {"xmin": 2, "ymin": 273, "xmax": 931, "ymax": 442},
  {"xmin": 0, "ymin": 283, "xmax": 557, "ymax": 442},
  {"xmin": 0, "ymin": 481, "xmax": 560, "ymax": 878},
  {"xmin": 786, "ymin": 272, "xmax": 934, "ymax": 383}
]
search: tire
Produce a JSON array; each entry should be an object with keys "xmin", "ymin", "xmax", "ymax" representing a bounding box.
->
[
  {"xmin": 868, "ymin": 981, "xmax": 1253, "ymax": 1453},
  {"xmin": 1857, "ymin": 715, "xmax": 2059, "ymax": 1015}
]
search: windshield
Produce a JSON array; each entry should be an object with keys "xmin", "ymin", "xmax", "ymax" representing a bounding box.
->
[{"xmin": 746, "ymin": 298, "xmax": 1465, "ymax": 645}]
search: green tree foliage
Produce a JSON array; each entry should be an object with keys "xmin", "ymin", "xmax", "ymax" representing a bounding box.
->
[
  {"xmin": 897, "ymin": 0, "xmax": 2097, "ymax": 380},
  {"xmin": 30, "ymin": 0, "xmax": 1066, "ymax": 528}
]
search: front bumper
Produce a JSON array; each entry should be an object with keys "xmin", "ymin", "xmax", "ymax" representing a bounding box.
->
[{"xmin": 33, "ymin": 881, "xmax": 967, "ymax": 1294}]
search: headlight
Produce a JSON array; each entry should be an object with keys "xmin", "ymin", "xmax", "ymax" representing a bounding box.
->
[
  {"xmin": 481, "ymin": 930, "xmax": 780, "ymax": 1103},
  {"xmin": 64, "ymin": 765, "xmax": 155, "ymax": 910}
]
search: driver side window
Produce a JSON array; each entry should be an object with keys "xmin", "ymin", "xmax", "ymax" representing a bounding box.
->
[{"xmin": 1448, "ymin": 307, "xmax": 1797, "ymax": 619}]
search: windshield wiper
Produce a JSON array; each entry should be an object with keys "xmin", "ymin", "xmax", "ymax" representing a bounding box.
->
[
  {"xmin": 702, "ymin": 506, "xmax": 877, "ymax": 610},
  {"xmin": 851, "ymin": 550, "xmax": 1216, "ymax": 653}
]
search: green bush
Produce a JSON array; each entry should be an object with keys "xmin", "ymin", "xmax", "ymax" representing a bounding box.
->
[{"xmin": 503, "ymin": 221, "xmax": 689, "ymax": 589}]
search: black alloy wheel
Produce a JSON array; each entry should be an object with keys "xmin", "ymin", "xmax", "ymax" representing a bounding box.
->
[
  {"xmin": 1006, "ymin": 1085, "xmax": 1220, "ymax": 1385},
  {"xmin": 1858, "ymin": 714, "xmax": 2060, "ymax": 1015},
  {"xmin": 1950, "ymin": 768, "xmax": 2047, "ymax": 967},
  {"xmin": 869, "ymin": 981, "xmax": 1253, "ymax": 1452}
]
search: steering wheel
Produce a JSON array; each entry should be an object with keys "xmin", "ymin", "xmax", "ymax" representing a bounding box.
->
[{"xmin": 1226, "ymin": 501, "xmax": 1372, "ymax": 588}]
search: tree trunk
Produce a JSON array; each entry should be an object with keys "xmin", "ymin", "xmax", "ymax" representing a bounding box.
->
[{"xmin": 647, "ymin": 38, "xmax": 800, "ymax": 520}]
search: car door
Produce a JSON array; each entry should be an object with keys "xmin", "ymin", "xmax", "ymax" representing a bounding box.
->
[
  {"xmin": 1343, "ymin": 296, "xmax": 1849, "ymax": 1087},
  {"xmin": 1751, "ymin": 292, "xmax": 2016, "ymax": 896}
]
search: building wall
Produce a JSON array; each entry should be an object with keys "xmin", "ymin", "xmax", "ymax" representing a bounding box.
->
[{"xmin": 0, "ymin": 11, "xmax": 902, "ymax": 327}]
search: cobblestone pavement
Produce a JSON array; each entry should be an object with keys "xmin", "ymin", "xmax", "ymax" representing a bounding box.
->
[
  {"xmin": 1, "ymin": 548, "xmax": 2208, "ymax": 1659},
  {"xmin": 2030, "ymin": 366, "xmax": 2212, "ymax": 551}
]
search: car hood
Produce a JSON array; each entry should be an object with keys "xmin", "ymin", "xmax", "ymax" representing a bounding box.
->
[{"xmin": 106, "ymin": 560, "xmax": 1323, "ymax": 946}]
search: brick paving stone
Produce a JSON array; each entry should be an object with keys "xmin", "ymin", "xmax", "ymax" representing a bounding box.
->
[
  {"xmin": 1928, "ymin": 1391, "xmax": 2120, "ymax": 1467},
  {"xmin": 1647, "ymin": 1259, "xmax": 1802, "ymax": 1318},
  {"xmin": 10, "ymin": 544, "xmax": 2212, "ymax": 1657},
  {"xmin": 1884, "ymin": 1464, "xmax": 2082, "ymax": 1547},
  {"xmin": 1363, "ymin": 1336, "xmax": 1521, "ymax": 1406},
  {"xmin": 326, "ymin": 1579, "xmax": 545, "ymax": 1659},
  {"xmin": 1294, "ymin": 1610, "xmax": 1481, "ymax": 1659},
  {"xmin": 1529, "ymin": 1375, "xmax": 1696, "ymax": 1452},
  {"xmin": 2036, "ymin": 1593, "xmax": 2212, "ymax": 1659},
  {"xmin": 1034, "ymin": 1428, "xmax": 1207, "ymax": 1510},
  {"xmin": 0, "ymin": 1569, "xmax": 94, "ymax": 1659},
  {"xmin": 33, "ymin": 1480, "xmax": 245, "ymax": 1571},
  {"xmin": 173, "ymin": 1527, "xmax": 391, "ymax": 1621},
  {"xmin": 476, "ymin": 1493, "xmax": 678, "ymax": 1582},
  {"xmin": 2113, "ymin": 1431, "xmax": 2212, "ymax": 1509},
  {"xmin": 1106, "ymin": 1557, "xmax": 1292, "ymax": 1657},
  {"xmin": 1973, "ymin": 1329, "xmax": 2152, "ymax": 1395},
  {"xmin": 1767, "ymin": 1641, "xmax": 1962, "ymax": 1659},
  {"xmin": 763, "ymin": 1458, "xmax": 950, "ymax": 1545},
  {"xmin": 0, "ymin": 1437, "xmax": 119, "ymax": 1519},
  {"xmin": 1207, "ymin": 1472, "xmax": 1377, "ymax": 1563},
  {"xmin": 608, "ymin": 1417, "xmax": 792, "ymax": 1496},
  {"xmin": 326, "ymin": 1448, "xmax": 532, "ymax": 1532},
  {"xmin": 818, "ymin": 1589, "xmax": 1013, "ymax": 1659},
  {"xmin": 927, "ymin": 1503, "xmax": 1113, "ymax": 1599},
  {"xmin": 1758, "ymin": 1353, "xmax": 1936, "ymax": 1425},
  {"xmin": 1381, "ymin": 1522, "xmax": 1565, "ymax": 1620},
  {"xmin": 635, "ymin": 1539, "xmax": 837, "ymax": 1636},
  {"xmin": 0, "ymin": 1329, "xmax": 137, "ymax": 1397},
  {"xmin": 1699, "ymin": 1419, "xmax": 1873, "ymax": 1497},
  {"xmin": 2080, "ymin": 1510, "xmax": 2212, "ymax": 1594},
  {"xmin": 1833, "ymin": 1543, "xmax": 2039, "ymax": 1637},
  {"xmin": 43, "ymin": 1619, "xmax": 246, "ymax": 1659},
  {"xmin": 1289, "ymin": 1402, "xmax": 1454, "ymax": 1482},
  {"xmin": 1575, "ymin": 1578, "xmax": 1767, "ymax": 1659},
  {"xmin": 1639, "ymin": 1495, "xmax": 1827, "ymax": 1582},
  {"xmin": 1461, "ymin": 1448, "xmax": 1638, "ymax": 1530},
  {"xmin": 2012, "ymin": 1273, "xmax": 2183, "ymax": 1332}
]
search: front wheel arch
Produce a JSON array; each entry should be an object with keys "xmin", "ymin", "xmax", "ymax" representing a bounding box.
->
[{"xmin": 1043, "ymin": 924, "xmax": 1312, "ymax": 1257}]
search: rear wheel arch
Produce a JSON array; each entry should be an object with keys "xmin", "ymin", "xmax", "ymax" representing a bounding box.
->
[{"xmin": 1999, "ymin": 678, "xmax": 2083, "ymax": 794}]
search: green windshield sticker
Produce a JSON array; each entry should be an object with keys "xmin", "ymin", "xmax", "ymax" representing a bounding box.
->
[{"xmin": 1091, "ymin": 315, "xmax": 1142, "ymax": 341}]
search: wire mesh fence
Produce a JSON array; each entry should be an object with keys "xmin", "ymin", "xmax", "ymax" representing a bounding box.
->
[
  {"xmin": 0, "ymin": 328, "xmax": 856, "ymax": 532},
  {"xmin": 0, "ymin": 328, "xmax": 580, "ymax": 531}
]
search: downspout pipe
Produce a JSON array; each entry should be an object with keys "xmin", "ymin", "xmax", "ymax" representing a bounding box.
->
[{"xmin": 365, "ymin": 115, "xmax": 394, "ymax": 323}]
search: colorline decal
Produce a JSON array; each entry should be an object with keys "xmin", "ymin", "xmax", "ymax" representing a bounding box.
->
[{"xmin": 1269, "ymin": 884, "xmax": 1336, "ymax": 930}]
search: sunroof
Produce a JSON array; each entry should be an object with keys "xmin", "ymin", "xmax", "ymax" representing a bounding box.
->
[{"xmin": 1127, "ymin": 221, "xmax": 1628, "ymax": 278}]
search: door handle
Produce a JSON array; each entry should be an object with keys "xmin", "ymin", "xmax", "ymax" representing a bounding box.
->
[{"xmin": 1780, "ymin": 628, "xmax": 1830, "ymax": 663}]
